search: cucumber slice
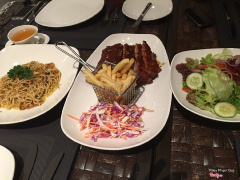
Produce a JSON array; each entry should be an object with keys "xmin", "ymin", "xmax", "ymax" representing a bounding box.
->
[
  {"xmin": 186, "ymin": 73, "xmax": 203, "ymax": 90},
  {"xmin": 214, "ymin": 102, "xmax": 237, "ymax": 118}
]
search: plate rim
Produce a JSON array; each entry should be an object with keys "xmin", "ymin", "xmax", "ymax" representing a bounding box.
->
[
  {"xmin": 61, "ymin": 33, "xmax": 172, "ymax": 150},
  {"xmin": 170, "ymin": 48, "xmax": 240, "ymax": 123}
]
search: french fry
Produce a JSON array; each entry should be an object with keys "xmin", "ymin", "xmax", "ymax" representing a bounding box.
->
[
  {"xmin": 116, "ymin": 78, "xmax": 123, "ymax": 86},
  {"xmin": 112, "ymin": 58, "xmax": 129, "ymax": 74},
  {"xmin": 112, "ymin": 73, "xmax": 116, "ymax": 81},
  {"xmin": 86, "ymin": 76, "xmax": 95, "ymax": 84},
  {"xmin": 100, "ymin": 72, "xmax": 120, "ymax": 88},
  {"xmin": 122, "ymin": 73, "xmax": 127, "ymax": 80},
  {"xmin": 100, "ymin": 76, "xmax": 121, "ymax": 94},
  {"xmin": 102, "ymin": 63, "xmax": 107, "ymax": 69},
  {"xmin": 120, "ymin": 58, "xmax": 135, "ymax": 75},
  {"xmin": 127, "ymin": 69, "xmax": 134, "ymax": 77},
  {"xmin": 121, "ymin": 75, "xmax": 134, "ymax": 93},
  {"xmin": 102, "ymin": 83, "xmax": 112, "ymax": 91},
  {"xmin": 116, "ymin": 72, "xmax": 121, "ymax": 78},
  {"xmin": 107, "ymin": 65, "xmax": 112, "ymax": 77},
  {"xmin": 97, "ymin": 68, "xmax": 107, "ymax": 74},
  {"xmin": 83, "ymin": 69, "xmax": 102, "ymax": 87},
  {"xmin": 95, "ymin": 73, "xmax": 101, "ymax": 80}
]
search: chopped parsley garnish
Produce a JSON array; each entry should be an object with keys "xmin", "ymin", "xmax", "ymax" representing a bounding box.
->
[{"xmin": 7, "ymin": 65, "xmax": 33, "ymax": 79}]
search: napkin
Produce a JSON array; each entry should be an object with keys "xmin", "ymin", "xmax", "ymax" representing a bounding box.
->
[
  {"xmin": 212, "ymin": 0, "xmax": 240, "ymax": 48},
  {"xmin": 0, "ymin": 118, "xmax": 79, "ymax": 180}
]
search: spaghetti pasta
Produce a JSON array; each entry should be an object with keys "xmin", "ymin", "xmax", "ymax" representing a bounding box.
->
[{"xmin": 0, "ymin": 61, "xmax": 61, "ymax": 110}]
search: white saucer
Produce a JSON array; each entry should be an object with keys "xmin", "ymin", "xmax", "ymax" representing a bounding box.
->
[{"xmin": 5, "ymin": 33, "xmax": 50, "ymax": 47}]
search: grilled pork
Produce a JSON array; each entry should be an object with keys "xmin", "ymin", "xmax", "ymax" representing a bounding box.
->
[
  {"xmin": 122, "ymin": 43, "xmax": 135, "ymax": 59},
  {"xmin": 98, "ymin": 43, "xmax": 123, "ymax": 66},
  {"xmin": 98, "ymin": 41, "xmax": 162, "ymax": 86}
]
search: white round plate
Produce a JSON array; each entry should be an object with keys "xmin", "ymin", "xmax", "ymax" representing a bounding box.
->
[
  {"xmin": 122, "ymin": 0, "xmax": 173, "ymax": 21},
  {"xmin": 35, "ymin": 0, "xmax": 104, "ymax": 27},
  {"xmin": 61, "ymin": 33, "xmax": 172, "ymax": 150},
  {"xmin": 0, "ymin": 44, "xmax": 79, "ymax": 124},
  {"xmin": 170, "ymin": 48, "xmax": 240, "ymax": 122},
  {"xmin": 0, "ymin": 145, "xmax": 15, "ymax": 180},
  {"xmin": 5, "ymin": 33, "xmax": 50, "ymax": 47}
]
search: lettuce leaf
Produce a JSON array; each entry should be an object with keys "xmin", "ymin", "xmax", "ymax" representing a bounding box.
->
[
  {"xmin": 200, "ymin": 53, "xmax": 215, "ymax": 65},
  {"xmin": 186, "ymin": 67, "xmax": 234, "ymax": 113},
  {"xmin": 185, "ymin": 58, "xmax": 200, "ymax": 69},
  {"xmin": 202, "ymin": 67, "xmax": 233, "ymax": 103},
  {"xmin": 226, "ymin": 83, "xmax": 240, "ymax": 113},
  {"xmin": 186, "ymin": 92, "xmax": 215, "ymax": 113},
  {"xmin": 213, "ymin": 48, "xmax": 233, "ymax": 60}
]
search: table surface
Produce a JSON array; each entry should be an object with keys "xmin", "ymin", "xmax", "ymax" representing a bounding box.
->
[{"xmin": 0, "ymin": 0, "xmax": 240, "ymax": 180}]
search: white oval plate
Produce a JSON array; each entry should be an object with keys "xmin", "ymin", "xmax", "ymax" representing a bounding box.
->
[
  {"xmin": 35, "ymin": 0, "xmax": 104, "ymax": 28},
  {"xmin": 122, "ymin": 0, "xmax": 173, "ymax": 21},
  {"xmin": 0, "ymin": 145, "xmax": 15, "ymax": 180},
  {"xmin": 0, "ymin": 44, "xmax": 79, "ymax": 124},
  {"xmin": 170, "ymin": 48, "xmax": 240, "ymax": 122},
  {"xmin": 61, "ymin": 33, "xmax": 172, "ymax": 150}
]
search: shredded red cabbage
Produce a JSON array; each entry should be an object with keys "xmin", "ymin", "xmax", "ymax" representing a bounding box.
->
[{"xmin": 76, "ymin": 102, "xmax": 153, "ymax": 142}]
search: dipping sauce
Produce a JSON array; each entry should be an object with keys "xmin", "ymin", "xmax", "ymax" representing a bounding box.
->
[{"xmin": 10, "ymin": 28, "xmax": 36, "ymax": 42}]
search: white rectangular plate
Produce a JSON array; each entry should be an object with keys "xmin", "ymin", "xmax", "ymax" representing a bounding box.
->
[{"xmin": 61, "ymin": 33, "xmax": 172, "ymax": 150}]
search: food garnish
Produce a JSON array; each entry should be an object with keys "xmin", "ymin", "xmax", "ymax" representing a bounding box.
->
[
  {"xmin": 67, "ymin": 102, "xmax": 153, "ymax": 141},
  {"xmin": 7, "ymin": 65, "xmax": 33, "ymax": 79}
]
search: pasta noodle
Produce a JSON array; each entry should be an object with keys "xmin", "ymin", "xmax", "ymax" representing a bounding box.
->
[{"xmin": 0, "ymin": 61, "xmax": 61, "ymax": 110}]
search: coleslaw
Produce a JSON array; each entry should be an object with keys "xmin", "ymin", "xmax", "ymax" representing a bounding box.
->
[{"xmin": 67, "ymin": 102, "xmax": 153, "ymax": 141}]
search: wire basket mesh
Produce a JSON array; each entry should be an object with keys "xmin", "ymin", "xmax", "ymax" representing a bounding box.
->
[{"xmin": 86, "ymin": 61, "xmax": 139, "ymax": 105}]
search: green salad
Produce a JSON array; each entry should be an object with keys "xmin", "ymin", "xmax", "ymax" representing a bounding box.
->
[{"xmin": 176, "ymin": 49, "xmax": 240, "ymax": 118}]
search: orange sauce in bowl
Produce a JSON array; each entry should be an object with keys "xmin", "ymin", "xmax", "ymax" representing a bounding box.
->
[{"xmin": 10, "ymin": 28, "xmax": 36, "ymax": 42}]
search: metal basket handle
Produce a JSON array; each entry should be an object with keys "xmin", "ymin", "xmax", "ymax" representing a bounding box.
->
[{"xmin": 55, "ymin": 41, "xmax": 96, "ymax": 72}]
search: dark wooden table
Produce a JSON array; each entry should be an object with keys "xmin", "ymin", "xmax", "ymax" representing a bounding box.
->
[{"xmin": 1, "ymin": 0, "xmax": 240, "ymax": 180}]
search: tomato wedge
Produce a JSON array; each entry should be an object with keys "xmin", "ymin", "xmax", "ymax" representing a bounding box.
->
[
  {"xmin": 197, "ymin": 64, "xmax": 208, "ymax": 70},
  {"xmin": 215, "ymin": 62, "xmax": 226, "ymax": 69},
  {"xmin": 182, "ymin": 87, "xmax": 195, "ymax": 93}
]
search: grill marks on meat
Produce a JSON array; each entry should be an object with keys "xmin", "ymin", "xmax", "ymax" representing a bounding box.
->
[
  {"xmin": 98, "ymin": 41, "xmax": 162, "ymax": 86},
  {"xmin": 142, "ymin": 41, "xmax": 161, "ymax": 79},
  {"xmin": 122, "ymin": 44, "xmax": 135, "ymax": 70},
  {"xmin": 122, "ymin": 44, "xmax": 135, "ymax": 59},
  {"xmin": 135, "ymin": 44, "xmax": 150, "ymax": 86}
]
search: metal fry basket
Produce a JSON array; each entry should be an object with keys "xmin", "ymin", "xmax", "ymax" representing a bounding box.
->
[
  {"xmin": 55, "ymin": 41, "xmax": 144, "ymax": 105},
  {"xmin": 86, "ymin": 61, "xmax": 140, "ymax": 105}
]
